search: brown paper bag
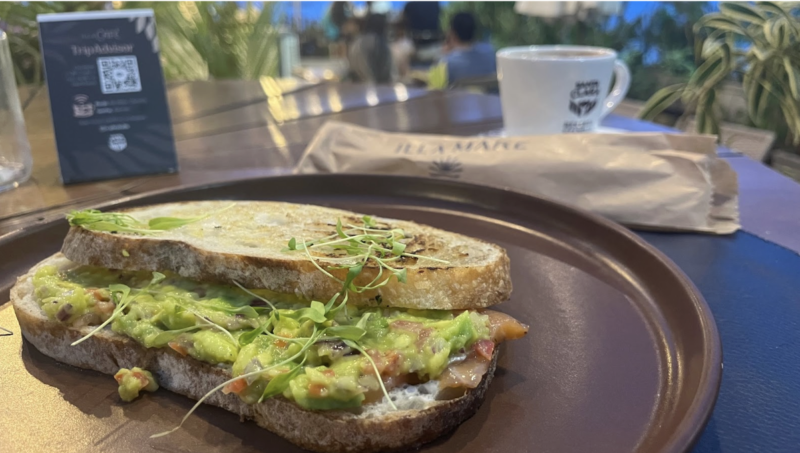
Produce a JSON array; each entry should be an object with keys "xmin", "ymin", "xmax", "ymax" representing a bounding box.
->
[{"xmin": 296, "ymin": 121, "xmax": 739, "ymax": 234}]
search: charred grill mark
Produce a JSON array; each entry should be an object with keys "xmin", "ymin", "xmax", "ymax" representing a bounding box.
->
[{"xmin": 404, "ymin": 236, "xmax": 426, "ymax": 254}]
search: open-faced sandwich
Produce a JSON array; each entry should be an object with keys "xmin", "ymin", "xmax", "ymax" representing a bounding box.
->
[{"xmin": 11, "ymin": 201, "xmax": 528, "ymax": 453}]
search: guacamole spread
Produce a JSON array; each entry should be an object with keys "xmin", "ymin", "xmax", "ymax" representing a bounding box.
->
[
  {"xmin": 32, "ymin": 265, "xmax": 508, "ymax": 410},
  {"xmin": 114, "ymin": 367, "xmax": 158, "ymax": 402}
]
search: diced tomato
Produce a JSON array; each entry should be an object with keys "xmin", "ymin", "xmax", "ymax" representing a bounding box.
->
[
  {"xmin": 168, "ymin": 342, "xmax": 189, "ymax": 356},
  {"xmin": 473, "ymin": 339, "xmax": 495, "ymax": 360},
  {"xmin": 383, "ymin": 351, "xmax": 401, "ymax": 375},
  {"xmin": 484, "ymin": 310, "xmax": 529, "ymax": 342},
  {"xmin": 274, "ymin": 339, "xmax": 287, "ymax": 348},
  {"xmin": 131, "ymin": 371, "xmax": 150, "ymax": 388},
  {"xmin": 308, "ymin": 383, "xmax": 328, "ymax": 398},
  {"xmin": 322, "ymin": 369, "xmax": 336, "ymax": 378},
  {"xmin": 363, "ymin": 350, "xmax": 402, "ymax": 377},
  {"xmin": 222, "ymin": 378, "xmax": 247, "ymax": 395},
  {"xmin": 364, "ymin": 349, "xmax": 386, "ymax": 375}
]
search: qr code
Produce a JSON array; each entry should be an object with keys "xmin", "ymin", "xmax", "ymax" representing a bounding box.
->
[{"xmin": 97, "ymin": 56, "xmax": 142, "ymax": 94}]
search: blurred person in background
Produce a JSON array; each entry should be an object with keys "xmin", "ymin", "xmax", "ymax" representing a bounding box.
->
[
  {"xmin": 402, "ymin": 1, "xmax": 443, "ymax": 63},
  {"xmin": 390, "ymin": 19, "xmax": 414, "ymax": 80},
  {"xmin": 439, "ymin": 12, "xmax": 496, "ymax": 86},
  {"xmin": 348, "ymin": 13, "xmax": 394, "ymax": 84},
  {"xmin": 323, "ymin": 2, "xmax": 354, "ymax": 58}
]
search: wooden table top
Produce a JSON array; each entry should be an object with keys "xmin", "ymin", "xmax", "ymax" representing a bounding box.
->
[{"xmin": 1, "ymin": 80, "xmax": 799, "ymax": 254}]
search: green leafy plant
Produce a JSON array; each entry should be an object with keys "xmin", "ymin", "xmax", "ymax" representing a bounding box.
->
[
  {"xmin": 121, "ymin": 2, "xmax": 281, "ymax": 81},
  {"xmin": 0, "ymin": 2, "xmax": 281, "ymax": 84},
  {"xmin": 639, "ymin": 2, "xmax": 800, "ymax": 147},
  {"xmin": 0, "ymin": 2, "xmax": 109, "ymax": 85}
]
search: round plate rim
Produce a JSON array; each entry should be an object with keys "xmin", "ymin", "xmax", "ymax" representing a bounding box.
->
[{"xmin": 0, "ymin": 173, "xmax": 722, "ymax": 453}]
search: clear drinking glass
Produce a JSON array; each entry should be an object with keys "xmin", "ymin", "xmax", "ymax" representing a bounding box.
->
[{"xmin": 0, "ymin": 31, "xmax": 32, "ymax": 193}]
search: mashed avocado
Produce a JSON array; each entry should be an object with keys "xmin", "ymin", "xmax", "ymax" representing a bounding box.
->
[
  {"xmin": 114, "ymin": 367, "xmax": 158, "ymax": 402},
  {"xmin": 32, "ymin": 265, "xmax": 493, "ymax": 410}
]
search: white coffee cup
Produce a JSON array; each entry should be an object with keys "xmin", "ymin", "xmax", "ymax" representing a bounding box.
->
[{"xmin": 497, "ymin": 45, "xmax": 630, "ymax": 135}]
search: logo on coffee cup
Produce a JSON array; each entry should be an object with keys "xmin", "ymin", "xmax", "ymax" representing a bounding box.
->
[{"xmin": 569, "ymin": 80, "xmax": 600, "ymax": 117}]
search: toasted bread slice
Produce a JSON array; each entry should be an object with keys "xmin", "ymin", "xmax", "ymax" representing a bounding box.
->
[
  {"xmin": 62, "ymin": 201, "xmax": 512, "ymax": 310},
  {"xmin": 11, "ymin": 254, "xmax": 498, "ymax": 453}
]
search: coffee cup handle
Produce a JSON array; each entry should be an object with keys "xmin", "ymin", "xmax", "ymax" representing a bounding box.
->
[{"xmin": 600, "ymin": 60, "xmax": 631, "ymax": 119}]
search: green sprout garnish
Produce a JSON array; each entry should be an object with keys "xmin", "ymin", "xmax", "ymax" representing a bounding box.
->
[
  {"xmin": 153, "ymin": 264, "xmax": 401, "ymax": 437},
  {"xmin": 276, "ymin": 215, "xmax": 451, "ymax": 410},
  {"xmin": 66, "ymin": 204, "xmax": 236, "ymax": 235},
  {"xmin": 286, "ymin": 216, "xmax": 448, "ymax": 296},
  {"xmin": 100, "ymin": 213, "xmax": 454, "ymax": 438},
  {"xmin": 152, "ymin": 326, "xmax": 321, "ymax": 439}
]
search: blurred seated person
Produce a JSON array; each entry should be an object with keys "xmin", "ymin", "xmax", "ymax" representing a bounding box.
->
[
  {"xmin": 402, "ymin": 1, "xmax": 443, "ymax": 50},
  {"xmin": 348, "ymin": 13, "xmax": 394, "ymax": 84},
  {"xmin": 438, "ymin": 12, "xmax": 496, "ymax": 86},
  {"xmin": 390, "ymin": 20, "xmax": 414, "ymax": 80},
  {"xmin": 323, "ymin": 2, "xmax": 353, "ymax": 58}
]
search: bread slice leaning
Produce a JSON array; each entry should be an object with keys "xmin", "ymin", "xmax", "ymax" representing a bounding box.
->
[
  {"xmin": 11, "ymin": 254, "xmax": 499, "ymax": 453},
  {"xmin": 61, "ymin": 201, "xmax": 512, "ymax": 310}
]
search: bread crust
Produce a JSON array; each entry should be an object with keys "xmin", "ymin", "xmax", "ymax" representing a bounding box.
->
[
  {"xmin": 61, "ymin": 201, "xmax": 512, "ymax": 310},
  {"xmin": 11, "ymin": 254, "xmax": 498, "ymax": 453}
]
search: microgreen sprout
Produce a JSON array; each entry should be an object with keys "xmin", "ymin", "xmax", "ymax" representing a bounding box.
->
[
  {"xmin": 232, "ymin": 281, "xmax": 279, "ymax": 314},
  {"xmin": 270, "ymin": 215, "xmax": 454, "ymax": 414},
  {"xmin": 259, "ymin": 356, "xmax": 307, "ymax": 402},
  {"xmin": 151, "ymin": 326, "xmax": 320, "ymax": 439},
  {"xmin": 66, "ymin": 204, "xmax": 236, "ymax": 235},
  {"xmin": 188, "ymin": 309, "xmax": 239, "ymax": 347},
  {"xmin": 139, "ymin": 214, "xmax": 459, "ymax": 438},
  {"xmin": 286, "ymin": 216, "xmax": 449, "ymax": 298},
  {"xmin": 344, "ymin": 339, "xmax": 398, "ymax": 411}
]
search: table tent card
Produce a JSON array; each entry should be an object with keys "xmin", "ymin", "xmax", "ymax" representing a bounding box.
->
[{"xmin": 38, "ymin": 9, "xmax": 178, "ymax": 184}]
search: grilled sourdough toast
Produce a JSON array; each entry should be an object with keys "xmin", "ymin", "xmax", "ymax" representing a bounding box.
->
[
  {"xmin": 12, "ymin": 254, "xmax": 499, "ymax": 453},
  {"xmin": 61, "ymin": 201, "xmax": 511, "ymax": 310}
]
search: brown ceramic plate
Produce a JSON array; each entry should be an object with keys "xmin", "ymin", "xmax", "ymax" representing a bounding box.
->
[{"xmin": 0, "ymin": 175, "xmax": 721, "ymax": 453}]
